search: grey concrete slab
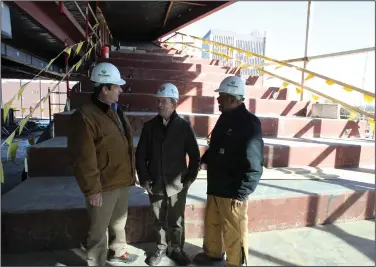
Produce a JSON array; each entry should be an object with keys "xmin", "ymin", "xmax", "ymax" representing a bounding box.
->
[
  {"xmin": 29, "ymin": 135, "xmax": 375, "ymax": 149},
  {"xmin": 1, "ymin": 220, "xmax": 374, "ymax": 266},
  {"xmin": 2, "ymin": 175, "xmax": 374, "ymax": 213}
]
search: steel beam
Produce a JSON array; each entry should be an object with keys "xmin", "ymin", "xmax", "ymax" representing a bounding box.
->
[
  {"xmin": 1, "ymin": 43, "xmax": 63, "ymax": 76},
  {"xmin": 157, "ymin": 1, "xmax": 236, "ymax": 40},
  {"xmin": 13, "ymin": 1, "xmax": 86, "ymax": 46}
]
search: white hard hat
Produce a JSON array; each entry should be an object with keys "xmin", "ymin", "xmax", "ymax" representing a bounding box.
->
[
  {"xmin": 156, "ymin": 83, "xmax": 179, "ymax": 100},
  {"xmin": 215, "ymin": 76, "xmax": 246, "ymax": 97},
  {"xmin": 90, "ymin": 62, "xmax": 126, "ymax": 85}
]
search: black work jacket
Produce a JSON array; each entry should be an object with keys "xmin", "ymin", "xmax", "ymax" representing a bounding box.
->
[
  {"xmin": 201, "ymin": 103, "xmax": 264, "ymax": 201},
  {"xmin": 136, "ymin": 111, "xmax": 201, "ymax": 196}
]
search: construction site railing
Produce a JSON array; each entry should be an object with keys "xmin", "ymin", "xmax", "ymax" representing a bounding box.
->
[{"xmin": 161, "ymin": 32, "xmax": 375, "ymax": 122}]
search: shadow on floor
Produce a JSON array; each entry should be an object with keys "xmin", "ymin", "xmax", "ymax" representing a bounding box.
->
[{"xmin": 1, "ymin": 247, "xmax": 86, "ymax": 266}]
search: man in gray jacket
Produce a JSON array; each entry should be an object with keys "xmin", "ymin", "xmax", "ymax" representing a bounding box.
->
[{"xmin": 136, "ymin": 82, "xmax": 201, "ymax": 266}]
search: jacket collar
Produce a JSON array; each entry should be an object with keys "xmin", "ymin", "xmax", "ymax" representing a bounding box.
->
[
  {"xmin": 222, "ymin": 103, "xmax": 247, "ymax": 117},
  {"xmin": 157, "ymin": 110, "xmax": 178, "ymax": 125},
  {"xmin": 91, "ymin": 93, "xmax": 118, "ymax": 113}
]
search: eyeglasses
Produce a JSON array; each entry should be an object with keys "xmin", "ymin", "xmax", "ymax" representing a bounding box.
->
[{"xmin": 156, "ymin": 98, "xmax": 172, "ymax": 105}]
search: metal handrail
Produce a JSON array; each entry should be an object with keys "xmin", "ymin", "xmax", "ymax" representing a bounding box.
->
[
  {"xmin": 73, "ymin": 1, "xmax": 99, "ymax": 40},
  {"xmin": 162, "ymin": 34, "xmax": 375, "ymax": 120},
  {"xmin": 174, "ymin": 32, "xmax": 375, "ymax": 98},
  {"xmin": 87, "ymin": 4, "xmax": 99, "ymax": 25}
]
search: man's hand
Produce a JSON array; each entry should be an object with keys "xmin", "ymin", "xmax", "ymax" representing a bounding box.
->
[
  {"xmin": 183, "ymin": 180, "xmax": 192, "ymax": 188},
  {"xmin": 88, "ymin": 193, "xmax": 102, "ymax": 207},
  {"xmin": 231, "ymin": 199, "xmax": 244, "ymax": 212},
  {"xmin": 142, "ymin": 181, "xmax": 153, "ymax": 195},
  {"xmin": 198, "ymin": 162, "xmax": 206, "ymax": 171}
]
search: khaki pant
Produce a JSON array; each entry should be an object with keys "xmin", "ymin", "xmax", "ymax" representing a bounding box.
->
[
  {"xmin": 149, "ymin": 187, "xmax": 188, "ymax": 251},
  {"xmin": 203, "ymin": 195, "xmax": 249, "ymax": 266},
  {"xmin": 85, "ymin": 187, "xmax": 130, "ymax": 266}
]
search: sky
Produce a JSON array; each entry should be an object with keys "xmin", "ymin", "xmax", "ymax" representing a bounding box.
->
[{"xmin": 178, "ymin": 1, "xmax": 375, "ymax": 106}]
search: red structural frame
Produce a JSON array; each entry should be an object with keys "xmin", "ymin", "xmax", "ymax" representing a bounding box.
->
[{"xmin": 13, "ymin": 1, "xmax": 86, "ymax": 46}]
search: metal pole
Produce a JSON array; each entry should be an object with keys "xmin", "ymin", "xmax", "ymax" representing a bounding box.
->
[
  {"xmin": 300, "ymin": 0, "xmax": 312, "ymax": 102},
  {"xmin": 48, "ymin": 88, "xmax": 52, "ymax": 123},
  {"xmin": 58, "ymin": 83, "xmax": 61, "ymax": 113},
  {"xmin": 20, "ymin": 80, "xmax": 23, "ymax": 119},
  {"xmin": 65, "ymin": 52, "xmax": 70, "ymax": 100},
  {"xmin": 85, "ymin": 1, "xmax": 89, "ymax": 40},
  {"xmin": 39, "ymin": 79, "xmax": 42, "ymax": 119},
  {"xmin": 262, "ymin": 35, "xmax": 267, "ymax": 86}
]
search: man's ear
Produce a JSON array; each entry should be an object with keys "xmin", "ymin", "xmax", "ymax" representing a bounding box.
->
[{"xmin": 102, "ymin": 85, "xmax": 109, "ymax": 95}]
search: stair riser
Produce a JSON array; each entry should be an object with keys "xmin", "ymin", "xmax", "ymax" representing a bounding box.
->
[
  {"xmin": 106, "ymin": 53, "xmax": 222, "ymax": 65},
  {"xmin": 69, "ymin": 92, "xmax": 309, "ymax": 116},
  {"xmin": 118, "ymin": 67, "xmax": 239, "ymax": 83},
  {"xmin": 2, "ymin": 190, "xmax": 374, "ymax": 253},
  {"xmin": 27, "ymin": 142, "xmax": 374, "ymax": 177},
  {"xmin": 101, "ymin": 58, "xmax": 237, "ymax": 74},
  {"xmin": 54, "ymin": 113, "xmax": 366, "ymax": 139},
  {"xmin": 79, "ymin": 78, "xmax": 281, "ymax": 98},
  {"xmin": 113, "ymin": 48, "xmax": 182, "ymax": 55}
]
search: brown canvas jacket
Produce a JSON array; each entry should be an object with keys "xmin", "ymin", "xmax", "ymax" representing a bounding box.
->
[{"xmin": 68, "ymin": 95, "xmax": 136, "ymax": 197}]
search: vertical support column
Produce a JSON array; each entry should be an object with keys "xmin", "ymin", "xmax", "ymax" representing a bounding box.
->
[
  {"xmin": 85, "ymin": 1, "xmax": 89, "ymax": 41},
  {"xmin": 300, "ymin": 0, "xmax": 312, "ymax": 102},
  {"xmin": 48, "ymin": 88, "xmax": 52, "ymax": 123},
  {"xmin": 261, "ymin": 35, "xmax": 267, "ymax": 86},
  {"xmin": 59, "ymin": 1, "xmax": 63, "ymax": 13},
  {"xmin": 39, "ymin": 79, "xmax": 42, "ymax": 119},
  {"xmin": 20, "ymin": 80, "xmax": 24, "ymax": 119},
  {"xmin": 89, "ymin": 1, "xmax": 98, "ymax": 64},
  {"xmin": 65, "ymin": 52, "xmax": 70, "ymax": 100}
]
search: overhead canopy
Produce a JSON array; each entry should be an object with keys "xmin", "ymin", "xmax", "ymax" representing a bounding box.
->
[
  {"xmin": 1, "ymin": 1, "xmax": 233, "ymax": 79},
  {"xmin": 94, "ymin": 1, "xmax": 232, "ymax": 42}
]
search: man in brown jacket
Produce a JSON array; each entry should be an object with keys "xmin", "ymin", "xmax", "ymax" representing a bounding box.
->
[{"xmin": 68, "ymin": 62, "xmax": 138, "ymax": 266}]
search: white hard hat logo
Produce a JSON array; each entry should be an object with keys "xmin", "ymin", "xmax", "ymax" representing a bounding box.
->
[
  {"xmin": 155, "ymin": 83, "xmax": 179, "ymax": 100},
  {"xmin": 215, "ymin": 76, "xmax": 245, "ymax": 97},
  {"xmin": 227, "ymin": 80, "xmax": 238, "ymax": 88},
  {"xmin": 98, "ymin": 69, "xmax": 110, "ymax": 77}
]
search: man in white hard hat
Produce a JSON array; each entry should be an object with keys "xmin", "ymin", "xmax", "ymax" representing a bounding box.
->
[
  {"xmin": 193, "ymin": 76, "xmax": 264, "ymax": 267},
  {"xmin": 136, "ymin": 82, "xmax": 201, "ymax": 266},
  {"xmin": 68, "ymin": 62, "xmax": 138, "ymax": 266}
]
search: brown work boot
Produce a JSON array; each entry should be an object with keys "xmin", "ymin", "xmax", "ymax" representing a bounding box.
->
[{"xmin": 169, "ymin": 247, "xmax": 191, "ymax": 266}]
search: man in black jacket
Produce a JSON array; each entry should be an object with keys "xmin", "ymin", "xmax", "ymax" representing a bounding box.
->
[
  {"xmin": 194, "ymin": 76, "xmax": 264, "ymax": 267},
  {"xmin": 136, "ymin": 82, "xmax": 201, "ymax": 266}
]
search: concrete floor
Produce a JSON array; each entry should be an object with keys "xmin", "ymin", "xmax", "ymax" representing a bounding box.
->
[
  {"xmin": 1, "ymin": 132, "xmax": 42, "ymax": 195},
  {"xmin": 2, "ymin": 220, "xmax": 375, "ymax": 266}
]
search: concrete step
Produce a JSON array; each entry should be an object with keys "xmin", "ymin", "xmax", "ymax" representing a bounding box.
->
[
  {"xmin": 196, "ymin": 165, "xmax": 376, "ymax": 182},
  {"xmin": 2, "ymin": 220, "xmax": 375, "ymax": 266},
  {"xmin": 3, "ymin": 219, "xmax": 375, "ymax": 266},
  {"xmin": 54, "ymin": 111, "xmax": 367, "ymax": 139},
  {"xmin": 100, "ymin": 58, "xmax": 238, "ymax": 75},
  {"xmin": 26, "ymin": 136, "xmax": 374, "ymax": 177},
  {"xmin": 2, "ymin": 176, "xmax": 374, "ymax": 253},
  {"xmin": 79, "ymin": 78, "xmax": 279, "ymax": 98},
  {"xmin": 118, "ymin": 66, "xmax": 238, "ymax": 83},
  {"xmin": 69, "ymin": 92, "xmax": 309, "ymax": 116}
]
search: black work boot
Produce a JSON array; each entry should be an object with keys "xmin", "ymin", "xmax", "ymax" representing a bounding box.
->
[
  {"xmin": 146, "ymin": 248, "xmax": 166, "ymax": 266},
  {"xmin": 169, "ymin": 247, "xmax": 191, "ymax": 266},
  {"xmin": 193, "ymin": 252, "xmax": 225, "ymax": 265}
]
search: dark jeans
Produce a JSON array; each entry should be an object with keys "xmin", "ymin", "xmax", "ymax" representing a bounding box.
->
[{"xmin": 149, "ymin": 187, "xmax": 188, "ymax": 251}]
